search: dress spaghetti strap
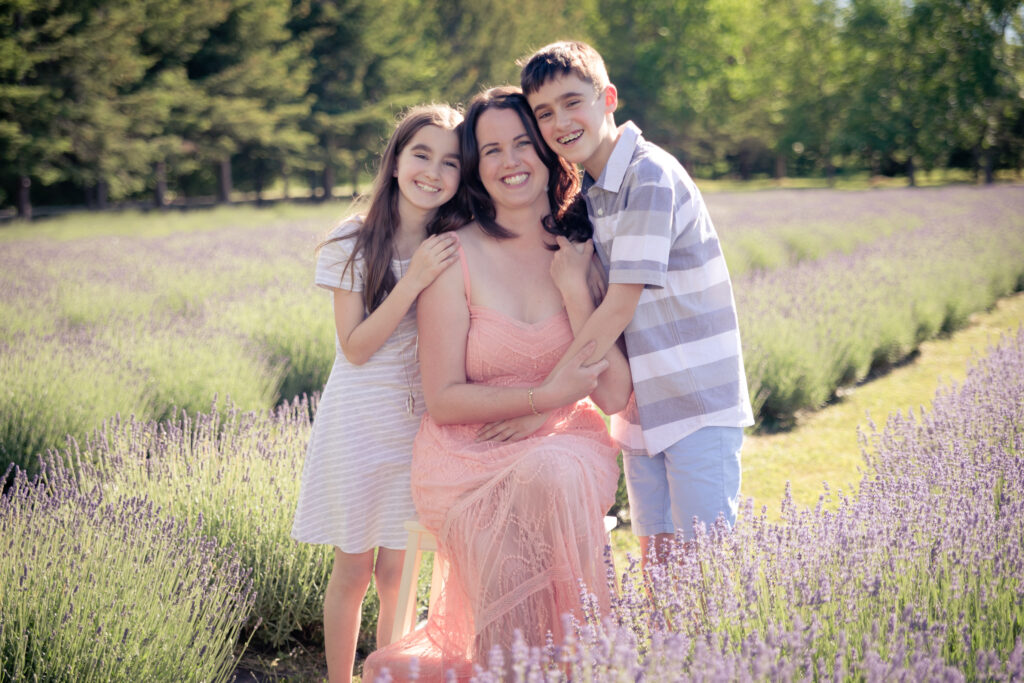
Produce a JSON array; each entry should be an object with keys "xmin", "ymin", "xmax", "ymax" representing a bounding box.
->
[{"xmin": 454, "ymin": 236, "xmax": 472, "ymax": 306}]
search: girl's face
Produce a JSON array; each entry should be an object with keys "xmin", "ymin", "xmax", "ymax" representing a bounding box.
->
[
  {"xmin": 475, "ymin": 108, "xmax": 549, "ymax": 213},
  {"xmin": 394, "ymin": 124, "xmax": 461, "ymax": 213}
]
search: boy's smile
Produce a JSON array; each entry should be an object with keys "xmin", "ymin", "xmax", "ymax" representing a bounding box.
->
[{"xmin": 526, "ymin": 74, "xmax": 618, "ymax": 179}]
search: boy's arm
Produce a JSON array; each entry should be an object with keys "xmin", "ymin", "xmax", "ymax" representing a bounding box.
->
[{"xmin": 549, "ymin": 281, "xmax": 643, "ymax": 372}]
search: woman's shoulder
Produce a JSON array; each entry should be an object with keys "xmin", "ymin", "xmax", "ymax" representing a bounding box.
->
[{"xmin": 451, "ymin": 223, "xmax": 484, "ymax": 250}]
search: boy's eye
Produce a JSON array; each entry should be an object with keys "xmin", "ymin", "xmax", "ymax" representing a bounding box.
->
[
  {"xmin": 537, "ymin": 111, "xmax": 551, "ymax": 120},
  {"xmin": 567, "ymin": 100, "xmax": 581, "ymax": 108}
]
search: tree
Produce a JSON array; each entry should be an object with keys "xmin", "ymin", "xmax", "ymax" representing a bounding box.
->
[
  {"xmin": 184, "ymin": 0, "xmax": 312, "ymax": 203},
  {"xmin": 0, "ymin": 0, "xmax": 75, "ymax": 217}
]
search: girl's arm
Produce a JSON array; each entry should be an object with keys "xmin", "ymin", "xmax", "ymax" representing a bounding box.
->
[
  {"xmin": 335, "ymin": 233, "xmax": 457, "ymax": 365},
  {"xmin": 417, "ymin": 258, "xmax": 605, "ymax": 425},
  {"xmin": 550, "ymin": 238, "xmax": 633, "ymax": 414}
]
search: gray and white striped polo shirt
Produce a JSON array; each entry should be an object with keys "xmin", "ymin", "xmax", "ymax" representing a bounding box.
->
[{"xmin": 583, "ymin": 122, "xmax": 754, "ymax": 456}]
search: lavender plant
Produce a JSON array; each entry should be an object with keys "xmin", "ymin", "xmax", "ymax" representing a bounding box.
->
[
  {"xmin": 0, "ymin": 464, "xmax": 256, "ymax": 682},
  {"xmin": 3, "ymin": 187, "xmax": 1022, "ymax": 471},
  {"xmin": 61, "ymin": 397, "xmax": 333, "ymax": 648},
  {"xmin": 736, "ymin": 195, "xmax": 1024, "ymax": 420},
  {"xmin": 437, "ymin": 329, "xmax": 1024, "ymax": 681}
]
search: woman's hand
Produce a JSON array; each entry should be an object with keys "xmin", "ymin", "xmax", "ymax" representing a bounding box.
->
[
  {"xmin": 475, "ymin": 412, "xmax": 549, "ymax": 443},
  {"xmin": 405, "ymin": 233, "xmax": 458, "ymax": 292}
]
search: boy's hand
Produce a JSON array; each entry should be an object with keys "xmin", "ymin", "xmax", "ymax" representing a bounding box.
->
[
  {"xmin": 550, "ymin": 236, "xmax": 593, "ymax": 301},
  {"xmin": 475, "ymin": 412, "xmax": 549, "ymax": 443},
  {"xmin": 405, "ymin": 233, "xmax": 458, "ymax": 292},
  {"xmin": 534, "ymin": 341, "xmax": 608, "ymax": 410},
  {"xmin": 586, "ymin": 250, "xmax": 609, "ymax": 304}
]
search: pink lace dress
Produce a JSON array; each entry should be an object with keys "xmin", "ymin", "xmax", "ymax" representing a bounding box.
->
[{"xmin": 363, "ymin": 244, "xmax": 620, "ymax": 681}]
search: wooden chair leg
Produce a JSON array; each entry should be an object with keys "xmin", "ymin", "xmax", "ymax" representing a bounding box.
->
[{"xmin": 391, "ymin": 534, "xmax": 422, "ymax": 643}]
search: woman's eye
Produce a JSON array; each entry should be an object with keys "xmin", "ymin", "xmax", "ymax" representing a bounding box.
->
[{"xmin": 414, "ymin": 153, "xmax": 428, "ymax": 160}]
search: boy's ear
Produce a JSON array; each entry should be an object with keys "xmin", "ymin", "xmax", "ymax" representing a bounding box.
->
[{"xmin": 602, "ymin": 84, "xmax": 618, "ymax": 114}]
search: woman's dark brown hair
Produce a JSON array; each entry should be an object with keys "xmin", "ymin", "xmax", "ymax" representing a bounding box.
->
[{"xmin": 459, "ymin": 86, "xmax": 591, "ymax": 244}]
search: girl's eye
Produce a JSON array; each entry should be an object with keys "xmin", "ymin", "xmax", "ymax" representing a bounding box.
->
[
  {"xmin": 414, "ymin": 153, "xmax": 429, "ymax": 160},
  {"xmin": 444, "ymin": 160, "xmax": 459, "ymax": 169}
]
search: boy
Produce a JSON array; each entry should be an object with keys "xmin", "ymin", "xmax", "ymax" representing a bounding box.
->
[{"xmin": 520, "ymin": 41, "xmax": 754, "ymax": 562}]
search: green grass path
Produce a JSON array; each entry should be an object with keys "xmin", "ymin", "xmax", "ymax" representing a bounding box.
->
[{"xmin": 741, "ymin": 291, "xmax": 1024, "ymax": 517}]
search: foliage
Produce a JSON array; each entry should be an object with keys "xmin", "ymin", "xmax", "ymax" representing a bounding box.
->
[
  {"xmin": 3, "ymin": 0, "xmax": 1023, "ymax": 214},
  {"xmin": 2, "ymin": 187, "xmax": 1022, "ymax": 473},
  {"xmin": 0, "ymin": 463, "xmax": 256, "ymax": 682},
  {"xmin": 58, "ymin": 398, "xmax": 330, "ymax": 648},
  {"xmin": 735, "ymin": 186, "xmax": 1024, "ymax": 420}
]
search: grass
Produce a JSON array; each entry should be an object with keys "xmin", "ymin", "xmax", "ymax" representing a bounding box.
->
[
  {"xmin": 742, "ymin": 291, "xmax": 1024, "ymax": 517},
  {"xmin": 698, "ymin": 167, "xmax": 1023, "ymax": 193}
]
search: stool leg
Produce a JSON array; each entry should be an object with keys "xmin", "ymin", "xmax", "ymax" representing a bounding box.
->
[{"xmin": 391, "ymin": 541, "xmax": 422, "ymax": 643}]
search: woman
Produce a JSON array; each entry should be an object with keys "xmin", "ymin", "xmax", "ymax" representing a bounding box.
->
[{"xmin": 364, "ymin": 87, "xmax": 632, "ymax": 681}]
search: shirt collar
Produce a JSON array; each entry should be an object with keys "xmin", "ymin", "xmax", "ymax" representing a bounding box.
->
[{"xmin": 583, "ymin": 121, "xmax": 642, "ymax": 194}]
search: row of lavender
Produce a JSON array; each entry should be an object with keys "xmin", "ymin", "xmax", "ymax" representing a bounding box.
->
[
  {"xmin": 3, "ymin": 186, "xmax": 1022, "ymax": 474},
  {"xmin": 464, "ymin": 329, "xmax": 1024, "ymax": 681},
  {"xmin": 3, "ymin": 321, "xmax": 1021, "ymax": 680}
]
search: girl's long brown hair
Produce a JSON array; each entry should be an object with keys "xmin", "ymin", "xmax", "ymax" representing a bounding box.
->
[{"xmin": 321, "ymin": 104, "xmax": 466, "ymax": 313}]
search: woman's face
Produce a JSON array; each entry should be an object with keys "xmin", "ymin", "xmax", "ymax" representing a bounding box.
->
[{"xmin": 474, "ymin": 108, "xmax": 549, "ymax": 212}]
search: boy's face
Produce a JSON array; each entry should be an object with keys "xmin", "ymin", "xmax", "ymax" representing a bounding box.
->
[{"xmin": 526, "ymin": 74, "xmax": 617, "ymax": 176}]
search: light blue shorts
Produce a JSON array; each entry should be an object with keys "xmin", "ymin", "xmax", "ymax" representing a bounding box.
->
[{"xmin": 622, "ymin": 426, "xmax": 743, "ymax": 540}]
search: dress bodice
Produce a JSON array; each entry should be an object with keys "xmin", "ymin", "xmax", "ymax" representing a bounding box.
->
[{"xmin": 465, "ymin": 306, "xmax": 572, "ymax": 388}]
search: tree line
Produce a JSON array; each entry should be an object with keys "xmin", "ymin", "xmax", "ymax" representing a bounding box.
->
[{"xmin": 2, "ymin": 0, "xmax": 1022, "ymax": 218}]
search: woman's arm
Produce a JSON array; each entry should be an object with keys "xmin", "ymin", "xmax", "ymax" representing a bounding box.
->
[
  {"xmin": 550, "ymin": 237, "xmax": 633, "ymax": 414},
  {"xmin": 418, "ymin": 256, "xmax": 605, "ymax": 425}
]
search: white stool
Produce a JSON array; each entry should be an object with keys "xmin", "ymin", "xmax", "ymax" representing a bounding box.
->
[{"xmin": 391, "ymin": 516, "xmax": 619, "ymax": 643}]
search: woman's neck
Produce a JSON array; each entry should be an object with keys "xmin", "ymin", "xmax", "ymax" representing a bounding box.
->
[{"xmin": 493, "ymin": 201, "xmax": 553, "ymax": 247}]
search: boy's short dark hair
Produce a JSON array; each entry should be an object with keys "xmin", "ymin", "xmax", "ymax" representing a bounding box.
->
[{"xmin": 519, "ymin": 40, "xmax": 610, "ymax": 96}]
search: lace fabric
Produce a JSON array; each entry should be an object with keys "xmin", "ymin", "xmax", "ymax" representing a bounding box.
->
[{"xmin": 363, "ymin": 247, "xmax": 619, "ymax": 682}]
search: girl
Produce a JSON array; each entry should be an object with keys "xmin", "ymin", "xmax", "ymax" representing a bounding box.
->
[{"xmin": 291, "ymin": 104, "xmax": 464, "ymax": 683}]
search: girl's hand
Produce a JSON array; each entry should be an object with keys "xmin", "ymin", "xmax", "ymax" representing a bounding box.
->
[
  {"xmin": 550, "ymin": 236, "xmax": 593, "ymax": 301},
  {"xmin": 475, "ymin": 412, "xmax": 549, "ymax": 443},
  {"xmin": 406, "ymin": 233, "xmax": 458, "ymax": 292}
]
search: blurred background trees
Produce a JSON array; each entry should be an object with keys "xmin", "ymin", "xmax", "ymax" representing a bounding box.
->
[{"xmin": 2, "ymin": 0, "xmax": 1022, "ymax": 216}]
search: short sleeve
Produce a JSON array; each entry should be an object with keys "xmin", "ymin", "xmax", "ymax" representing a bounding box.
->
[
  {"xmin": 315, "ymin": 220, "xmax": 363, "ymax": 292},
  {"xmin": 606, "ymin": 174, "xmax": 674, "ymax": 289}
]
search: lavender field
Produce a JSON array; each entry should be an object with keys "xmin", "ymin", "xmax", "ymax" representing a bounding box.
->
[
  {"xmin": 2, "ymin": 185, "xmax": 1024, "ymax": 680},
  {"xmin": 463, "ymin": 328, "xmax": 1024, "ymax": 681}
]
